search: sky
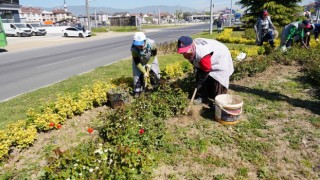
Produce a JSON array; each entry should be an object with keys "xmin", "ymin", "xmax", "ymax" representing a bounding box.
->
[{"xmin": 19, "ymin": 0, "xmax": 311, "ymax": 11}]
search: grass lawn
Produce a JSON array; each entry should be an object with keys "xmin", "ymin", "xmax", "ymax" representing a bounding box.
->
[{"xmin": 1, "ymin": 29, "xmax": 319, "ymax": 179}]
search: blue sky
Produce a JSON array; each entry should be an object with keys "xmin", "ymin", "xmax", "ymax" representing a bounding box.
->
[{"xmin": 19, "ymin": 0, "xmax": 310, "ymax": 10}]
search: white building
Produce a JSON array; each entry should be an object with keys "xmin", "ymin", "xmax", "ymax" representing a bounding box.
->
[{"xmin": 20, "ymin": 7, "xmax": 43, "ymax": 22}]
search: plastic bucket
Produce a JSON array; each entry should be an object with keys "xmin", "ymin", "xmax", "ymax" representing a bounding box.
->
[{"xmin": 215, "ymin": 94, "xmax": 243, "ymax": 125}]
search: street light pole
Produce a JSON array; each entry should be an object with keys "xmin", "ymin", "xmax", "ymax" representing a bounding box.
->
[
  {"xmin": 85, "ymin": 0, "xmax": 90, "ymax": 30},
  {"xmin": 209, "ymin": 0, "xmax": 213, "ymax": 34},
  {"xmin": 29, "ymin": 6, "xmax": 32, "ymax": 22},
  {"xmin": 229, "ymin": 0, "xmax": 232, "ymax": 27}
]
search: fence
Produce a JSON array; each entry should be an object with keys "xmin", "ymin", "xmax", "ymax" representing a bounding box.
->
[{"xmin": 109, "ymin": 16, "xmax": 138, "ymax": 26}]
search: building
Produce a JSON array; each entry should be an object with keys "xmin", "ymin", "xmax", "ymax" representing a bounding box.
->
[
  {"xmin": 52, "ymin": 8, "xmax": 73, "ymax": 23},
  {"xmin": 0, "ymin": 0, "xmax": 21, "ymax": 23},
  {"xmin": 41, "ymin": 10, "xmax": 54, "ymax": 23},
  {"xmin": 20, "ymin": 7, "xmax": 43, "ymax": 22}
]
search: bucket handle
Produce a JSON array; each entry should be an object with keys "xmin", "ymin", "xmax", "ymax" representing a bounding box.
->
[{"xmin": 218, "ymin": 104, "xmax": 242, "ymax": 116}]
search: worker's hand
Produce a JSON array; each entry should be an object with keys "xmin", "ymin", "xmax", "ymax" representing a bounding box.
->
[
  {"xmin": 281, "ymin": 46, "xmax": 287, "ymax": 52},
  {"xmin": 144, "ymin": 71, "xmax": 149, "ymax": 78},
  {"xmin": 144, "ymin": 65, "xmax": 150, "ymax": 78}
]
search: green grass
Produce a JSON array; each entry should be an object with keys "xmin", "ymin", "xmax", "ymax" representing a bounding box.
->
[
  {"xmin": 141, "ymin": 24, "xmax": 188, "ymax": 29},
  {"xmin": 92, "ymin": 24, "xmax": 186, "ymax": 33},
  {"xmin": 190, "ymin": 31, "xmax": 219, "ymax": 39},
  {"xmin": 2, "ymin": 29, "xmax": 320, "ymax": 179},
  {"xmin": 0, "ymin": 54, "xmax": 185, "ymax": 129}
]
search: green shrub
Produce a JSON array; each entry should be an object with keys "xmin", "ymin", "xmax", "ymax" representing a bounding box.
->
[
  {"xmin": 109, "ymin": 26, "xmax": 138, "ymax": 32},
  {"xmin": 43, "ymin": 85, "xmax": 188, "ymax": 179},
  {"xmin": 231, "ymin": 56, "xmax": 272, "ymax": 81},
  {"xmin": 243, "ymin": 28, "xmax": 256, "ymax": 40},
  {"xmin": 91, "ymin": 27, "xmax": 109, "ymax": 32}
]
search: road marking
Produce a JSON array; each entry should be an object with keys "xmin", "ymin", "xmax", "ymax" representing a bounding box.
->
[{"xmin": 37, "ymin": 56, "xmax": 85, "ymax": 68}]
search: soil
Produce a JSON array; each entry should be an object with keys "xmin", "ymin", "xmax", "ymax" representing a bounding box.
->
[{"xmin": 0, "ymin": 62, "xmax": 319, "ymax": 179}]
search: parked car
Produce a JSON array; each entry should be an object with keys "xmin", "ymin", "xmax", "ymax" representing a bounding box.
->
[
  {"xmin": 26, "ymin": 23, "xmax": 47, "ymax": 36},
  {"xmin": 62, "ymin": 27, "xmax": 91, "ymax": 38},
  {"xmin": 3, "ymin": 23, "xmax": 32, "ymax": 37}
]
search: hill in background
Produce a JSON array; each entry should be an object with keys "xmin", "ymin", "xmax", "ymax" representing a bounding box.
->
[{"xmin": 43, "ymin": 5, "xmax": 200, "ymax": 16}]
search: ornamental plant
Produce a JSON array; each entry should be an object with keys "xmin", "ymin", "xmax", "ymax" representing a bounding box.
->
[
  {"xmin": 44, "ymin": 85, "xmax": 188, "ymax": 178},
  {"xmin": 54, "ymin": 94, "xmax": 77, "ymax": 119},
  {"xmin": 6, "ymin": 120, "xmax": 37, "ymax": 149},
  {"xmin": 161, "ymin": 61, "xmax": 192, "ymax": 79},
  {"xmin": 27, "ymin": 107, "xmax": 64, "ymax": 131},
  {"xmin": 0, "ymin": 130, "xmax": 11, "ymax": 159},
  {"xmin": 87, "ymin": 127, "xmax": 94, "ymax": 134}
]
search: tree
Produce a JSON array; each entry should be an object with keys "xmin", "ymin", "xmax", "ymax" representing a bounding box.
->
[
  {"xmin": 183, "ymin": 12, "xmax": 192, "ymax": 19},
  {"xmin": 237, "ymin": 0, "xmax": 304, "ymax": 27}
]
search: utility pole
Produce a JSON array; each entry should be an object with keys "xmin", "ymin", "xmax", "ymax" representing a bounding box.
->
[
  {"xmin": 229, "ymin": 0, "xmax": 232, "ymax": 27},
  {"xmin": 209, "ymin": 0, "xmax": 214, "ymax": 34},
  {"xmin": 29, "ymin": 6, "xmax": 32, "ymax": 22},
  {"xmin": 316, "ymin": 0, "xmax": 320, "ymax": 23},
  {"xmin": 95, "ymin": 9, "xmax": 97, "ymax": 28},
  {"xmin": 85, "ymin": 0, "xmax": 90, "ymax": 30},
  {"xmin": 64, "ymin": 0, "xmax": 67, "ymax": 12},
  {"xmin": 158, "ymin": 8, "xmax": 160, "ymax": 25}
]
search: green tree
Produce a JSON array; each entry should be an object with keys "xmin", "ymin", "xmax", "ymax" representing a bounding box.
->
[
  {"xmin": 183, "ymin": 12, "xmax": 192, "ymax": 19},
  {"xmin": 237, "ymin": 0, "xmax": 305, "ymax": 27}
]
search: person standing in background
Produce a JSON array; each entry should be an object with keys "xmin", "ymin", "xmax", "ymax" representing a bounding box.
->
[
  {"xmin": 254, "ymin": 10, "xmax": 276, "ymax": 47},
  {"xmin": 217, "ymin": 14, "xmax": 224, "ymax": 33}
]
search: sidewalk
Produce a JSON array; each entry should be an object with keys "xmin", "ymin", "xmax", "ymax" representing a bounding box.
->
[{"xmin": 4, "ymin": 31, "xmax": 133, "ymax": 52}]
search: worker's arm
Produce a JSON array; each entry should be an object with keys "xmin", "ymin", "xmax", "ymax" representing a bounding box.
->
[
  {"xmin": 299, "ymin": 28, "xmax": 305, "ymax": 39},
  {"xmin": 150, "ymin": 40, "xmax": 157, "ymax": 56},
  {"xmin": 195, "ymin": 53, "xmax": 212, "ymax": 89},
  {"xmin": 132, "ymin": 52, "xmax": 146, "ymax": 74},
  {"xmin": 286, "ymin": 26, "xmax": 297, "ymax": 41},
  {"xmin": 254, "ymin": 18, "xmax": 259, "ymax": 32}
]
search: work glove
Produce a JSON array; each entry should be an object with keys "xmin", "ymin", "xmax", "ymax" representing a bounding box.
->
[
  {"xmin": 316, "ymin": 38, "xmax": 319, "ymax": 42},
  {"xmin": 144, "ymin": 66, "xmax": 150, "ymax": 88},
  {"xmin": 280, "ymin": 46, "xmax": 287, "ymax": 52},
  {"xmin": 136, "ymin": 63, "xmax": 146, "ymax": 74},
  {"xmin": 195, "ymin": 69, "xmax": 209, "ymax": 89}
]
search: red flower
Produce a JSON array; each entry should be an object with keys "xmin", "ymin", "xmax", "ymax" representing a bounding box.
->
[
  {"xmin": 137, "ymin": 150, "xmax": 141, "ymax": 154},
  {"xmin": 49, "ymin": 122, "xmax": 55, "ymax": 127},
  {"xmin": 87, "ymin": 127, "xmax": 94, "ymax": 134},
  {"xmin": 57, "ymin": 124, "xmax": 62, "ymax": 129},
  {"xmin": 139, "ymin": 128, "xmax": 145, "ymax": 135}
]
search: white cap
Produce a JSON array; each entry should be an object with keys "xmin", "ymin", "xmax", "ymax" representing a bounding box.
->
[{"xmin": 133, "ymin": 32, "xmax": 146, "ymax": 46}]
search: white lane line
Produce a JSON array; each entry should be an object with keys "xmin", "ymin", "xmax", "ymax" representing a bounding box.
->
[{"xmin": 37, "ymin": 56, "xmax": 85, "ymax": 68}]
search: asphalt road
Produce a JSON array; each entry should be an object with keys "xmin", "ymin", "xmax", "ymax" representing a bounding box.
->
[{"xmin": 0, "ymin": 23, "xmax": 210, "ymax": 101}]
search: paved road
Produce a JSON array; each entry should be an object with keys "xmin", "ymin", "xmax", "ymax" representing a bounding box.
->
[{"xmin": 0, "ymin": 23, "xmax": 210, "ymax": 101}]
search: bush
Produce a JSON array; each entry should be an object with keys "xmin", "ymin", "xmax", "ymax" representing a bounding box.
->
[
  {"xmin": 91, "ymin": 27, "xmax": 109, "ymax": 32},
  {"xmin": 43, "ymin": 85, "xmax": 188, "ymax": 179},
  {"xmin": 7, "ymin": 120, "xmax": 37, "ymax": 149},
  {"xmin": 244, "ymin": 28, "xmax": 256, "ymax": 40},
  {"xmin": 231, "ymin": 56, "xmax": 272, "ymax": 81},
  {"xmin": 0, "ymin": 130, "xmax": 11, "ymax": 160}
]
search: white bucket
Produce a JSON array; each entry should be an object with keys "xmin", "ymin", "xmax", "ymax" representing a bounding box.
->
[{"xmin": 215, "ymin": 94, "xmax": 243, "ymax": 125}]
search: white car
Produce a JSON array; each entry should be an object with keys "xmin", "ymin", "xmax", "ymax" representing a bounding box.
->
[{"xmin": 63, "ymin": 27, "xmax": 91, "ymax": 38}]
